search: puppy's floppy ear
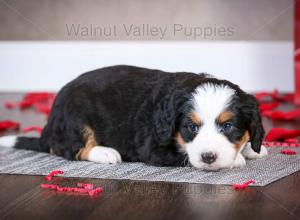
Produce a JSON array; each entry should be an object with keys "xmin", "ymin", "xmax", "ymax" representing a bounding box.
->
[
  {"xmin": 242, "ymin": 94, "xmax": 265, "ymax": 153},
  {"xmin": 154, "ymin": 91, "xmax": 187, "ymax": 146}
]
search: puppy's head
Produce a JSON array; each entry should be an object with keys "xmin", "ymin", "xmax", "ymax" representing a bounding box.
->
[{"xmin": 175, "ymin": 82, "xmax": 264, "ymax": 170}]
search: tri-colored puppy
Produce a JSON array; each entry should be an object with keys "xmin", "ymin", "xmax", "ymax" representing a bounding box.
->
[{"xmin": 0, "ymin": 65, "xmax": 268, "ymax": 170}]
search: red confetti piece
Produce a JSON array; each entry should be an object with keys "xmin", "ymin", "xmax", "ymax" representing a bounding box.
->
[
  {"xmin": 262, "ymin": 108, "xmax": 300, "ymax": 120},
  {"xmin": 41, "ymin": 183, "xmax": 58, "ymax": 189},
  {"xmin": 22, "ymin": 126, "xmax": 43, "ymax": 135},
  {"xmin": 265, "ymin": 128, "xmax": 300, "ymax": 142},
  {"xmin": 0, "ymin": 120, "xmax": 20, "ymax": 132},
  {"xmin": 88, "ymin": 188, "xmax": 103, "ymax": 196},
  {"xmin": 279, "ymin": 93, "xmax": 294, "ymax": 103},
  {"xmin": 34, "ymin": 104, "xmax": 52, "ymax": 115},
  {"xmin": 232, "ymin": 180, "xmax": 256, "ymax": 190},
  {"xmin": 259, "ymin": 102, "xmax": 279, "ymax": 112},
  {"xmin": 44, "ymin": 170, "xmax": 64, "ymax": 181},
  {"xmin": 41, "ymin": 170, "xmax": 103, "ymax": 197},
  {"xmin": 40, "ymin": 183, "xmax": 102, "ymax": 196},
  {"xmin": 4, "ymin": 92, "xmax": 56, "ymax": 116},
  {"xmin": 280, "ymin": 149, "xmax": 297, "ymax": 155}
]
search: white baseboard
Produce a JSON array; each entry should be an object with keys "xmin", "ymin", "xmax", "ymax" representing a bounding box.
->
[{"xmin": 0, "ymin": 41, "xmax": 293, "ymax": 92}]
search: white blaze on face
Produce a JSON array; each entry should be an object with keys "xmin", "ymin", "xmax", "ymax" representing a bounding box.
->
[{"xmin": 186, "ymin": 83, "xmax": 238, "ymax": 170}]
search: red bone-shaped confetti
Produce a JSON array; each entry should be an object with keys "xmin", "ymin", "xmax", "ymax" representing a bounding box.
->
[
  {"xmin": 44, "ymin": 170, "xmax": 64, "ymax": 181},
  {"xmin": 0, "ymin": 120, "xmax": 20, "ymax": 132},
  {"xmin": 5, "ymin": 92, "xmax": 55, "ymax": 116},
  {"xmin": 232, "ymin": 180, "xmax": 256, "ymax": 190},
  {"xmin": 265, "ymin": 128, "xmax": 300, "ymax": 142},
  {"xmin": 41, "ymin": 170, "xmax": 103, "ymax": 197},
  {"xmin": 262, "ymin": 108, "xmax": 300, "ymax": 120}
]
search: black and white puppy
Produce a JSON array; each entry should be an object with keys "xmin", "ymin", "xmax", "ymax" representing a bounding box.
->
[{"xmin": 0, "ymin": 65, "xmax": 268, "ymax": 170}]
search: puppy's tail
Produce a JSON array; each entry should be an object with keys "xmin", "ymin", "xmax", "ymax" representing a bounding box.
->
[{"xmin": 0, "ymin": 135, "xmax": 48, "ymax": 152}]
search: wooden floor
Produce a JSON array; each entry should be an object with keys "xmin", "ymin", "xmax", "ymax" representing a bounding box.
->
[{"xmin": 0, "ymin": 93, "xmax": 300, "ymax": 220}]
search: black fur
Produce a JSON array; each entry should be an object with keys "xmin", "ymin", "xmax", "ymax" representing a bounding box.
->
[{"xmin": 14, "ymin": 65, "xmax": 264, "ymax": 165}]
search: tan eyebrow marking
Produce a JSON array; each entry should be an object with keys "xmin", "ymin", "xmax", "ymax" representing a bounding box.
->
[
  {"xmin": 217, "ymin": 111, "xmax": 234, "ymax": 124},
  {"xmin": 188, "ymin": 112, "xmax": 201, "ymax": 125}
]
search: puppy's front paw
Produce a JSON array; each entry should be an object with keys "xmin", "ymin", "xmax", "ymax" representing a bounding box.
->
[
  {"xmin": 87, "ymin": 146, "xmax": 122, "ymax": 164},
  {"xmin": 231, "ymin": 153, "xmax": 246, "ymax": 169},
  {"xmin": 242, "ymin": 143, "xmax": 268, "ymax": 159}
]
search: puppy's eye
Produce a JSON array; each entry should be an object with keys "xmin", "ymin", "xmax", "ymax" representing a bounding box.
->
[
  {"xmin": 221, "ymin": 122, "xmax": 233, "ymax": 132},
  {"xmin": 188, "ymin": 124, "xmax": 199, "ymax": 133}
]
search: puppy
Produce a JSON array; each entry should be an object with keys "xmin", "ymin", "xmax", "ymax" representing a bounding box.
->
[{"xmin": 0, "ymin": 65, "xmax": 268, "ymax": 170}]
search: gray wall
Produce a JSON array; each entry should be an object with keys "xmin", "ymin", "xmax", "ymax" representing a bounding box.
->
[{"xmin": 0, "ymin": 0, "xmax": 293, "ymax": 41}]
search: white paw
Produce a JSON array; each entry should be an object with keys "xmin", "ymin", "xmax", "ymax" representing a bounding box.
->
[
  {"xmin": 242, "ymin": 143, "xmax": 268, "ymax": 159},
  {"xmin": 87, "ymin": 146, "xmax": 122, "ymax": 164},
  {"xmin": 231, "ymin": 153, "xmax": 246, "ymax": 168}
]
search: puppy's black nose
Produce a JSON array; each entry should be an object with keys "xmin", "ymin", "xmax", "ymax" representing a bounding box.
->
[{"xmin": 201, "ymin": 152, "xmax": 217, "ymax": 164}]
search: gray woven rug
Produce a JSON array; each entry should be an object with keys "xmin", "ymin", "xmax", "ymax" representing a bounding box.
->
[{"xmin": 1, "ymin": 146, "xmax": 300, "ymax": 186}]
